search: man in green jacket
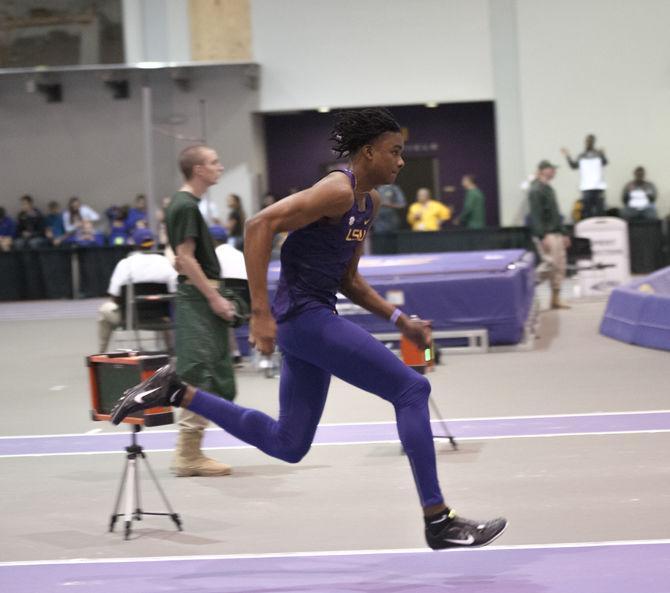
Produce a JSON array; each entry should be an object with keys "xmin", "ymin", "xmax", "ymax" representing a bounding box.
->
[
  {"xmin": 528, "ymin": 160, "xmax": 571, "ymax": 310},
  {"xmin": 166, "ymin": 145, "xmax": 249, "ymax": 476},
  {"xmin": 457, "ymin": 174, "xmax": 486, "ymax": 229}
]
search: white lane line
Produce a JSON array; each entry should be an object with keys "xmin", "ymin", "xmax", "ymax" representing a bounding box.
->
[
  {"xmin": 1, "ymin": 428, "xmax": 670, "ymax": 459},
  {"xmin": 323, "ymin": 408, "xmax": 670, "ymax": 426},
  {"xmin": 1, "ymin": 409, "xmax": 669, "ymax": 440},
  {"xmin": 1, "ymin": 538, "xmax": 669, "ymax": 567}
]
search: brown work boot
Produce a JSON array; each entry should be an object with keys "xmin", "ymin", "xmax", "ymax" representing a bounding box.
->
[
  {"xmin": 551, "ymin": 289, "xmax": 571, "ymax": 310},
  {"xmin": 172, "ymin": 430, "xmax": 232, "ymax": 477}
]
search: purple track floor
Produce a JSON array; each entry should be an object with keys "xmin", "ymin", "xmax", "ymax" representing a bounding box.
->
[
  {"xmin": 1, "ymin": 411, "xmax": 669, "ymax": 458},
  {"xmin": 2, "ymin": 541, "xmax": 668, "ymax": 593}
]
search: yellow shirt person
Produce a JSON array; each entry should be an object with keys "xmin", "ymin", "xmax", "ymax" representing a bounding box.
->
[{"xmin": 407, "ymin": 188, "xmax": 451, "ymax": 231}]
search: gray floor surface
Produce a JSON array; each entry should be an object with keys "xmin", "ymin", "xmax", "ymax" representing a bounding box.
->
[{"xmin": 0, "ymin": 295, "xmax": 668, "ymax": 564}]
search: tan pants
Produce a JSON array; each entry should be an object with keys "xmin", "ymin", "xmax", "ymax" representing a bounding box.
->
[
  {"xmin": 98, "ymin": 301, "xmax": 121, "ymax": 352},
  {"xmin": 178, "ymin": 408, "xmax": 209, "ymax": 432},
  {"xmin": 540, "ymin": 233, "xmax": 567, "ymax": 291}
]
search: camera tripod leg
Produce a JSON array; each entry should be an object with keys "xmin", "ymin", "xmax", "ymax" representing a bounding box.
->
[
  {"xmin": 134, "ymin": 456, "xmax": 142, "ymax": 521},
  {"xmin": 123, "ymin": 457, "xmax": 137, "ymax": 540},
  {"xmin": 140, "ymin": 451, "xmax": 183, "ymax": 531},
  {"xmin": 109, "ymin": 457, "xmax": 130, "ymax": 532}
]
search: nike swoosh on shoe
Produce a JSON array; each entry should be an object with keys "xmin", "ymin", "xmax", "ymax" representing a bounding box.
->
[
  {"xmin": 443, "ymin": 534, "xmax": 475, "ymax": 545},
  {"xmin": 133, "ymin": 387, "xmax": 160, "ymax": 404}
]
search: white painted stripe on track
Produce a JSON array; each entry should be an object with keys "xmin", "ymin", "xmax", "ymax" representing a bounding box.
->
[
  {"xmin": 322, "ymin": 408, "xmax": 670, "ymax": 425},
  {"xmin": 1, "ymin": 428, "xmax": 670, "ymax": 459},
  {"xmin": 1, "ymin": 409, "xmax": 669, "ymax": 440},
  {"xmin": 1, "ymin": 538, "xmax": 669, "ymax": 567}
]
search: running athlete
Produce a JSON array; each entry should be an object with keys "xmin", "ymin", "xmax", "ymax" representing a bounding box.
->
[{"xmin": 110, "ymin": 108, "xmax": 507, "ymax": 549}]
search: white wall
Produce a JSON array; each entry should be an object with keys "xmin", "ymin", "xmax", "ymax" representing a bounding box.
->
[
  {"xmin": 251, "ymin": 0, "xmax": 493, "ymax": 111},
  {"xmin": 489, "ymin": 0, "xmax": 526, "ymax": 226},
  {"xmin": 0, "ymin": 65, "xmax": 262, "ymax": 224},
  {"xmin": 515, "ymin": 0, "xmax": 670, "ymax": 222},
  {"xmin": 0, "ymin": 71, "xmax": 146, "ymax": 214},
  {"xmin": 122, "ymin": 0, "xmax": 191, "ymax": 64}
]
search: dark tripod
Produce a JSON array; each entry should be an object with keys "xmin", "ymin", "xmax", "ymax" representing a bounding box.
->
[
  {"xmin": 109, "ymin": 424, "xmax": 183, "ymax": 540},
  {"xmin": 406, "ymin": 363, "xmax": 458, "ymax": 451},
  {"xmin": 428, "ymin": 395, "xmax": 458, "ymax": 450}
]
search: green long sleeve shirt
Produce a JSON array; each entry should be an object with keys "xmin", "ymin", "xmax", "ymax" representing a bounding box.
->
[
  {"xmin": 528, "ymin": 179, "xmax": 564, "ymax": 238},
  {"xmin": 460, "ymin": 188, "xmax": 486, "ymax": 229}
]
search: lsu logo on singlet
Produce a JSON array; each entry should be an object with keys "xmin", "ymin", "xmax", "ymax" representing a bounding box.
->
[
  {"xmin": 345, "ymin": 218, "xmax": 370, "ymax": 242},
  {"xmin": 346, "ymin": 228, "xmax": 368, "ymax": 242}
]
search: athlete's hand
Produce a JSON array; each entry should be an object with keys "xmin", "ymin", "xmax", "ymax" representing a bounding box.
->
[
  {"xmin": 250, "ymin": 310, "xmax": 277, "ymax": 355},
  {"xmin": 208, "ymin": 293, "xmax": 235, "ymax": 321},
  {"xmin": 398, "ymin": 316, "xmax": 431, "ymax": 349}
]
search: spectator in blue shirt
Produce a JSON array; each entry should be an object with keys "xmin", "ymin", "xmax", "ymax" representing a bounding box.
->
[
  {"xmin": 45, "ymin": 201, "xmax": 66, "ymax": 246},
  {"xmin": 126, "ymin": 194, "xmax": 148, "ymax": 231},
  {"xmin": 107, "ymin": 206, "xmax": 131, "ymax": 246},
  {"xmin": 71, "ymin": 219, "xmax": 105, "ymax": 247},
  {"xmin": 0, "ymin": 207, "xmax": 16, "ymax": 252}
]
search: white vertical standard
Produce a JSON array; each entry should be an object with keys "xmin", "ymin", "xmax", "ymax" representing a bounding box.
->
[{"xmin": 141, "ymin": 83, "xmax": 157, "ymax": 236}]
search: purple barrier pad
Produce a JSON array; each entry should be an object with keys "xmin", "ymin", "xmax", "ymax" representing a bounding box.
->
[
  {"xmin": 2, "ymin": 412, "xmax": 669, "ymax": 457},
  {"xmin": 2, "ymin": 542, "xmax": 669, "ymax": 593},
  {"xmin": 600, "ymin": 266, "xmax": 670, "ymax": 351}
]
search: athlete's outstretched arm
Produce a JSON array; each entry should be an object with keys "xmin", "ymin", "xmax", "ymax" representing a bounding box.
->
[
  {"xmin": 244, "ymin": 174, "xmax": 353, "ymax": 354},
  {"xmin": 340, "ymin": 192, "xmax": 430, "ymax": 349},
  {"xmin": 340, "ymin": 244, "xmax": 430, "ymax": 349}
]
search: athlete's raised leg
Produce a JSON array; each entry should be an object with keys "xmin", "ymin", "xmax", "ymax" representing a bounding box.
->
[{"xmin": 111, "ymin": 353, "xmax": 330, "ymax": 464}]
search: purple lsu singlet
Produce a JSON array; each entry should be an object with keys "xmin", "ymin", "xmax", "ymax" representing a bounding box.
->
[{"xmin": 272, "ymin": 170, "xmax": 373, "ymax": 322}]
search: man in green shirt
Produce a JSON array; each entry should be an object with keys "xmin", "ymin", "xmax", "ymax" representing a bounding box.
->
[
  {"xmin": 528, "ymin": 160, "xmax": 571, "ymax": 310},
  {"xmin": 166, "ymin": 145, "xmax": 248, "ymax": 476},
  {"xmin": 457, "ymin": 174, "xmax": 486, "ymax": 229}
]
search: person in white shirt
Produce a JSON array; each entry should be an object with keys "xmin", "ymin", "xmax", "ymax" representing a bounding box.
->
[
  {"xmin": 198, "ymin": 195, "xmax": 222, "ymax": 225},
  {"xmin": 62, "ymin": 196, "xmax": 100, "ymax": 235},
  {"xmin": 621, "ymin": 166, "xmax": 658, "ymax": 221},
  {"xmin": 97, "ymin": 228, "xmax": 178, "ymax": 352},
  {"xmin": 561, "ymin": 134, "xmax": 608, "ymax": 219},
  {"xmin": 210, "ymin": 225, "xmax": 248, "ymax": 366}
]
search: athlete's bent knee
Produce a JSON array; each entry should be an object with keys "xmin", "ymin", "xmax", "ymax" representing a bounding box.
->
[
  {"xmin": 278, "ymin": 443, "xmax": 311, "ymax": 464},
  {"xmin": 396, "ymin": 375, "xmax": 431, "ymax": 409},
  {"xmin": 272, "ymin": 431, "xmax": 312, "ymax": 463}
]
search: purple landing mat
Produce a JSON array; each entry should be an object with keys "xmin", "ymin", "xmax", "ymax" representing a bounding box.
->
[
  {"xmin": 238, "ymin": 250, "xmax": 535, "ymax": 350},
  {"xmin": 2, "ymin": 412, "xmax": 669, "ymax": 457},
  {"xmin": 267, "ymin": 250, "xmax": 530, "ymax": 284},
  {"xmin": 2, "ymin": 542, "xmax": 669, "ymax": 593}
]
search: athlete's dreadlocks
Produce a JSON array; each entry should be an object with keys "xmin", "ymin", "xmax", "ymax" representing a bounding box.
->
[{"xmin": 329, "ymin": 108, "xmax": 401, "ymax": 158}]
